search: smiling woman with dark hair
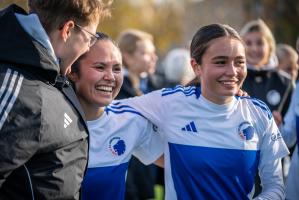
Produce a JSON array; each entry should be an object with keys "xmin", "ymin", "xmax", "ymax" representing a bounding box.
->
[
  {"xmin": 119, "ymin": 23, "xmax": 289, "ymax": 200},
  {"xmin": 69, "ymin": 33, "xmax": 163, "ymax": 200}
]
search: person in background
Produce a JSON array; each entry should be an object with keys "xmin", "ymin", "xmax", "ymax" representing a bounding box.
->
[
  {"xmin": 163, "ymin": 48, "xmax": 195, "ymax": 87},
  {"xmin": 116, "ymin": 29, "xmax": 159, "ymax": 200},
  {"xmin": 0, "ymin": 0, "xmax": 110, "ymax": 199},
  {"xmin": 272, "ymin": 36, "xmax": 299, "ymax": 200},
  {"xmin": 117, "ymin": 23, "xmax": 289, "ymax": 200},
  {"xmin": 69, "ymin": 33, "xmax": 163, "ymax": 200},
  {"xmin": 276, "ymin": 43, "xmax": 299, "ymax": 82},
  {"xmin": 240, "ymin": 18, "xmax": 293, "ymax": 197},
  {"xmin": 280, "ymin": 80, "xmax": 299, "ymax": 200},
  {"xmin": 241, "ymin": 19, "xmax": 293, "ymax": 118},
  {"xmin": 116, "ymin": 29, "xmax": 159, "ymax": 98}
]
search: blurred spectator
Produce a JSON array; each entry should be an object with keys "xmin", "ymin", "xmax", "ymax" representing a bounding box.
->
[
  {"xmin": 116, "ymin": 29, "xmax": 158, "ymax": 97},
  {"xmin": 163, "ymin": 48, "xmax": 195, "ymax": 87},
  {"xmin": 240, "ymin": 18, "xmax": 294, "ymax": 197},
  {"xmin": 241, "ymin": 19, "xmax": 293, "ymax": 117},
  {"xmin": 273, "ymin": 36, "xmax": 299, "ymax": 200},
  {"xmin": 116, "ymin": 29, "xmax": 160, "ymax": 200},
  {"xmin": 276, "ymin": 44, "xmax": 299, "ymax": 82}
]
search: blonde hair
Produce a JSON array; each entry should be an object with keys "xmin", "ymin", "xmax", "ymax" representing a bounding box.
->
[
  {"xmin": 240, "ymin": 19, "xmax": 276, "ymax": 58},
  {"xmin": 276, "ymin": 44, "xmax": 298, "ymax": 64},
  {"xmin": 117, "ymin": 29, "xmax": 153, "ymax": 55}
]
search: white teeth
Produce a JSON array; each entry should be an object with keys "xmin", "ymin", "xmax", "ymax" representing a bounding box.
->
[
  {"xmin": 222, "ymin": 81, "xmax": 237, "ymax": 85},
  {"xmin": 96, "ymin": 86, "xmax": 113, "ymax": 92}
]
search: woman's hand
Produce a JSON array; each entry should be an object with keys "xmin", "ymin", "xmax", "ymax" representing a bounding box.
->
[{"xmin": 272, "ymin": 110, "xmax": 282, "ymax": 126}]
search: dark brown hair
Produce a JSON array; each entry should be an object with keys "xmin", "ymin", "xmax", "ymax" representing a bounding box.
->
[
  {"xmin": 190, "ymin": 24, "xmax": 243, "ymax": 65},
  {"xmin": 71, "ymin": 32, "xmax": 118, "ymax": 75}
]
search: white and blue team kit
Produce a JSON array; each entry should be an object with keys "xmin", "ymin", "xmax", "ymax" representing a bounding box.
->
[
  {"xmin": 117, "ymin": 85, "xmax": 289, "ymax": 200},
  {"xmin": 82, "ymin": 106, "xmax": 163, "ymax": 200},
  {"xmin": 281, "ymin": 81, "xmax": 299, "ymax": 200}
]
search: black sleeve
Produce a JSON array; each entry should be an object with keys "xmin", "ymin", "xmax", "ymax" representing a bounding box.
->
[{"xmin": 0, "ymin": 71, "xmax": 41, "ymax": 187}]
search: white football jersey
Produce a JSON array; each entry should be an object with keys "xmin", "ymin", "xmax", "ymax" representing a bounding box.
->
[
  {"xmin": 118, "ymin": 85, "xmax": 289, "ymax": 200},
  {"xmin": 82, "ymin": 106, "xmax": 163, "ymax": 200}
]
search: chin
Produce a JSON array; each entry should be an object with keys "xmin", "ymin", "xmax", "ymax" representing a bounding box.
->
[
  {"xmin": 222, "ymin": 90, "xmax": 236, "ymax": 97},
  {"xmin": 98, "ymin": 99, "xmax": 112, "ymax": 107}
]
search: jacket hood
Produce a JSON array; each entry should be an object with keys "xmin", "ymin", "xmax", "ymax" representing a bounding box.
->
[{"xmin": 0, "ymin": 4, "xmax": 59, "ymax": 83}]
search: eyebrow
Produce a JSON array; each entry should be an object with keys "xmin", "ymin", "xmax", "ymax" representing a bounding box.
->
[
  {"xmin": 92, "ymin": 61, "xmax": 121, "ymax": 67},
  {"xmin": 212, "ymin": 56, "xmax": 245, "ymax": 60}
]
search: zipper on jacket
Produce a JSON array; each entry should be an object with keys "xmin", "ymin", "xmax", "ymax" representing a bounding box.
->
[{"xmin": 24, "ymin": 164, "xmax": 35, "ymax": 200}]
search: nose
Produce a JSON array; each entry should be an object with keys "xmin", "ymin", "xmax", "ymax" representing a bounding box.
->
[
  {"xmin": 152, "ymin": 53, "xmax": 158, "ymax": 63},
  {"xmin": 226, "ymin": 63, "xmax": 238, "ymax": 76},
  {"xmin": 248, "ymin": 44, "xmax": 259, "ymax": 53},
  {"xmin": 103, "ymin": 69, "xmax": 115, "ymax": 81}
]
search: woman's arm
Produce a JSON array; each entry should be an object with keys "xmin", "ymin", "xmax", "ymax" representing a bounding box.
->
[{"xmin": 154, "ymin": 155, "xmax": 164, "ymax": 168}]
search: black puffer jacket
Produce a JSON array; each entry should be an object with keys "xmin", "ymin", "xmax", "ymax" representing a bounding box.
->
[
  {"xmin": 242, "ymin": 68, "xmax": 293, "ymax": 117},
  {"xmin": 0, "ymin": 4, "xmax": 89, "ymax": 200}
]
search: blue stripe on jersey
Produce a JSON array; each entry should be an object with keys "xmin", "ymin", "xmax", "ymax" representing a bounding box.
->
[
  {"xmin": 109, "ymin": 104, "xmax": 135, "ymax": 110},
  {"xmin": 168, "ymin": 143, "xmax": 259, "ymax": 200},
  {"xmin": 195, "ymin": 86, "xmax": 201, "ymax": 99},
  {"xmin": 105, "ymin": 107, "xmax": 144, "ymax": 117},
  {"xmin": 162, "ymin": 86, "xmax": 197, "ymax": 97},
  {"xmin": 296, "ymin": 115, "xmax": 299, "ymax": 155},
  {"xmin": 105, "ymin": 104, "xmax": 145, "ymax": 117},
  {"xmin": 111, "ymin": 101, "xmax": 121, "ymax": 106},
  {"xmin": 162, "ymin": 85, "xmax": 186, "ymax": 91},
  {"xmin": 241, "ymin": 97, "xmax": 272, "ymax": 120},
  {"xmin": 82, "ymin": 162, "xmax": 129, "ymax": 200}
]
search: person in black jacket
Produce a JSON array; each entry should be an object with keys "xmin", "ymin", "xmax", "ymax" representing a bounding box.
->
[
  {"xmin": 241, "ymin": 19, "xmax": 293, "ymax": 118},
  {"xmin": 116, "ymin": 29, "xmax": 159, "ymax": 200},
  {"xmin": 240, "ymin": 18, "xmax": 293, "ymax": 197},
  {"xmin": 0, "ymin": 1, "xmax": 111, "ymax": 199}
]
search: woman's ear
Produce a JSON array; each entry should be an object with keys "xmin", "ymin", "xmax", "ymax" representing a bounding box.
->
[
  {"xmin": 68, "ymin": 71, "xmax": 79, "ymax": 83},
  {"xmin": 122, "ymin": 52, "xmax": 133, "ymax": 67},
  {"xmin": 191, "ymin": 58, "xmax": 201, "ymax": 77},
  {"xmin": 60, "ymin": 20, "xmax": 75, "ymax": 42}
]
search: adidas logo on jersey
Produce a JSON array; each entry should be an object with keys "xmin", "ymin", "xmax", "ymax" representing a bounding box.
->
[
  {"xmin": 181, "ymin": 121, "xmax": 197, "ymax": 133},
  {"xmin": 64, "ymin": 113, "xmax": 72, "ymax": 128}
]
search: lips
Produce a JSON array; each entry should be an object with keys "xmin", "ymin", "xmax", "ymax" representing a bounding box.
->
[
  {"xmin": 220, "ymin": 80, "xmax": 237, "ymax": 86},
  {"xmin": 219, "ymin": 78, "xmax": 239, "ymax": 84}
]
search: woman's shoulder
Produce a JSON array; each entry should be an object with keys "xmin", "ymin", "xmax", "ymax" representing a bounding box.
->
[
  {"xmin": 161, "ymin": 85, "xmax": 201, "ymax": 99},
  {"xmin": 239, "ymin": 96, "xmax": 273, "ymax": 120}
]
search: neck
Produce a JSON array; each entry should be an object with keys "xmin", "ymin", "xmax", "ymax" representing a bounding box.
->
[
  {"xmin": 201, "ymin": 88, "xmax": 234, "ymax": 105},
  {"xmin": 79, "ymin": 100, "xmax": 104, "ymax": 121}
]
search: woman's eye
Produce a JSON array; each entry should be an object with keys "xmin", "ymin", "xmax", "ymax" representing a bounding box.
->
[
  {"xmin": 235, "ymin": 60, "xmax": 245, "ymax": 66},
  {"xmin": 215, "ymin": 60, "xmax": 226, "ymax": 65},
  {"xmin": 113, "ymin": 67, "xmax": 122, "ymax": 73},
  {"xmin": 95, "ymin": 66, "xmax": 104, "ymax": 70}
]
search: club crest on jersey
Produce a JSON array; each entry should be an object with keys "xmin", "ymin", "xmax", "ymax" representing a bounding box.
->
[
  {"xmin": 109, "ymin": 137, "xmax": 126, "ymax": 156},
  {"xmin": 238, "ymin": 121, "xmax": 255, "ymax": 141}
]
